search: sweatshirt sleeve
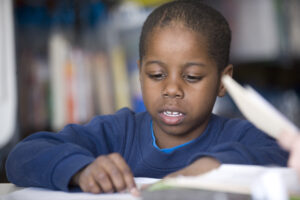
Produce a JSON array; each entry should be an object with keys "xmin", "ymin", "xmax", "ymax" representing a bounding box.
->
[
  {"xmin": 5, "ymin": 108, "xmax": 133, "ymax": 191},
  {"xmin": 188, "ymin": 121, "xmax": 289, "ymax": 166}
]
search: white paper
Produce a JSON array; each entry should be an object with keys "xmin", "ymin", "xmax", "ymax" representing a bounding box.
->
[
  {"xmin": 163, "ymin": 164, "xmax": 300, "ymax": 195},
  {"xmin": 222, "ymin": 75, "xmax": 299, "ymax": 139},
  {"xmin": 1, "ymin": 177, "xmax": 160, "ymax": 200}
]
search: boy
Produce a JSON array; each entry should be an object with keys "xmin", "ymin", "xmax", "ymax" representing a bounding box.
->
[{"xmin": 6, "ymin": 0, "xmax": 288, "ymax": 194}]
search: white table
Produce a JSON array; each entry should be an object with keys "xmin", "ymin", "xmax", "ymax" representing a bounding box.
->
[
  {"xmin": 0, "ymin": 183, "xmax": 23, "ymax": 196},
  {"xmin": 0, "ymin": 178, "xmax": 160, "ymax": 200}
]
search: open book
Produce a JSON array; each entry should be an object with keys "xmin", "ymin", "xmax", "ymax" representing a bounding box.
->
[
  {"xmin": 221, "ymin": 75, "xmax": 299, "ymax": 139},
  {"xmin": 148, "ymin": 164, "xmax": 300, "ymax": 197}
]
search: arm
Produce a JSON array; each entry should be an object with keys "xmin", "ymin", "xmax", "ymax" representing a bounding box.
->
[
  {"xmin": 5, "ymin": 109, "xmax": 134, "ymax": 191},
  {"xmin": 166, "ymin": 123, "xmax": 288, "ymax": 177},
  {"xmin": 6, "ymin": 125, "xmax": 96, "ymax": 191},
  {"xmin": 165, "ymin": 157, "xmax": 220, "ymax": 178},
  {"xmin": 192, "ymin": 123, "xmax": 289, "ymax": 166}
]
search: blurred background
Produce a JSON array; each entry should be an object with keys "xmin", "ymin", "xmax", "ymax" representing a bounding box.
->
[{"xmin": 0, "ymin": 0, "xmax": 299, "ymax": 182}]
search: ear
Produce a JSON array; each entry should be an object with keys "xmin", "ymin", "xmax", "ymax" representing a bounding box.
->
[
  {"xmin": 217, "ymin": 64, "xmax": 233, "ymax": 97},
  {"xmin": 137, "ymin": 59, "xmax": 142, "ymax": 74},
  {"xmin": 137, "ymin": 60, "xmax": 142, "ymax": 83}
]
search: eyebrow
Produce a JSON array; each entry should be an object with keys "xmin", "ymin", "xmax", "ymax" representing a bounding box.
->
[
  {"xmin": 144, "ymin": 60, "xmax": 165, "ymax": 67},
  {"xmin": 184, "ymin": 62, "xmax": 207, "ymax": 68},
  {"xmin": 144, "ymin": 60, "xmax": 207, "ymax": 68}
]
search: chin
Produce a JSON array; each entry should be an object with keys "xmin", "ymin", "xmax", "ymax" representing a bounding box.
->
[{"xmin": 160, "ymin": 124, "xmax": 189, "ymax": 136}]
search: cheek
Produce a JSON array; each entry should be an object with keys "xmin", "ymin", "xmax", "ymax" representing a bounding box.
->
[
  {"xmin": 187, "ymin": 80, "xmax": 219, "ymax": 106},
  {"xmin": 140, "ymin": 79, "xmax": 160, "ymax": 104}
]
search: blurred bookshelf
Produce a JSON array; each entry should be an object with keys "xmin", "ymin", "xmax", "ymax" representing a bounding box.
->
[
  {"xmin": 0, "ymin": 0, "xmax": 299, "ymax": 182},
  {"xmin": 12, "ymin": 0, "xmax": 300, "ymax": 140},
  {"xmin": 14, "ymin": 0, "xmax": 152, "ymax": 139},
  {"xmin": 208, "ymin": 0, "xmax": 300, "ymax": 127}
]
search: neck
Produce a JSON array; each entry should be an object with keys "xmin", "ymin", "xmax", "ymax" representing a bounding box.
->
[{"xmin": 152, "ymin": 119, "xmax": 210, "ymax": 149}]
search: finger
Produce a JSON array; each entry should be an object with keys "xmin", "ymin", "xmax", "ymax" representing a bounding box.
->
[
  {"xmin": 130, "ymin": 187, "xmax": 140, "ymax": 196},
  {"xmin": 93, "ymin": 157, "xmax": 114, "ymax": 193},
  {"xmin": 109, "ymin": 153, "xmax": 139, "ymax": 196},
  {"xmin": 94, "ymin": 170, "xmax": 114, "ymax": 193},
  {"xmin": 99, "ymin": 155, "xmax": 126, "ymax": 192},
  {"xmin": 78, "ymin": 169, "xmax": 102, "ymax": 194},
  {"xmin": 86, "ymin": 177, "xmax": 102, "ymax": 194},
  {"xmin": 108, "ymin": 153, "xmax": 136, "ymax": 189},
  {"xmin": 76, "ymin": 167, "xmax": 91, "ymax": 192},
  {"xmin": 164, "ymin": 170, "xmax": 182, "ymax": 178}
]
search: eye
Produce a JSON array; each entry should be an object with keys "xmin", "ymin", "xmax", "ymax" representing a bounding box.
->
[
  {"xmin": 183, "ymin": 75, "xmax": 203, "ymax": 83},
  {"xmin": 147, "ymin": 73, "xmax": 166, "ymax": 81}
]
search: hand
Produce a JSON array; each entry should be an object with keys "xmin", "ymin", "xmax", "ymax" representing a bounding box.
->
[
  {"xmin": 278, "ymin": 131, "xmax": 300, "ymax": 176},
  {"xmin": 71, "ymin": 153, "xmax": 138, "ymax": 195},
  {"xmin": 165, "ymin": 157, "xmax": 221, "ymax": 178}
]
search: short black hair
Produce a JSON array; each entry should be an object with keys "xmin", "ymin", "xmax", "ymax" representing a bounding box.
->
[{"xmin": 139, "ymin": 0, "xmax": 231, "ymax": 71}]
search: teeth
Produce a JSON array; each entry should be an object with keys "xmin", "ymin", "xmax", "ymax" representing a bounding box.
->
[{"xmin": 164, "ymin": 111, "xmax": 183, "ymax": 117}]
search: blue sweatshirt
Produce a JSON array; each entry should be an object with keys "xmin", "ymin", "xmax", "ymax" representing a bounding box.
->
[{"xmin": 6, "ymin": 108, "xmax": 288, "ymax": 191}]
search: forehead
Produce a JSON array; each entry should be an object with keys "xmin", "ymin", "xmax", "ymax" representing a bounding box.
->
[
  {"xmin": 144, "ymin": 25, "xmax": 212, "ymax": 64},
  {"xmin": 149, "ymin": 24, "xmax": 206, "ymax": 47}
]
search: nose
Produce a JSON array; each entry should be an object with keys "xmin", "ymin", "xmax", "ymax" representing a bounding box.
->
[{"xmin": 162, "ymin": 77, "xmax": 184, "ymax": 99}]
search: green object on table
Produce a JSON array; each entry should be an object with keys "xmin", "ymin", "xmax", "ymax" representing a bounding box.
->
[
  {"xmin": 290, "ymin": 196, "xmax": 300, "ymax": 200},
  {"xmin": 147, "ymin": 180, "xmax": 174, "ymax": 191}
]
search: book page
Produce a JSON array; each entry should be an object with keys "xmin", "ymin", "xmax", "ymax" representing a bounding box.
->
[
  {"xmin": 159, "ymin": 164, "xmax": 300, "ymax": 196},
  {"xmin": 1, "ymin": 177, "xmax": 160, "ymax": 200}
]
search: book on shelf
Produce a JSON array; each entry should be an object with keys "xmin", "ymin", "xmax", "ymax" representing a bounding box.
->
[
  {"xmin": 49, "ymin": 33, "xmax": 97, "ymax": 130},
  {"xmin": 110, "ymin": 46, "xmax": 131, "ymax": 111},
  {"xmin": 92, "ymin": 52, "xmax": 115, "ymax": 115},
  {"xmin": 49, "ymin": 33, "xmax": 69, "ymax": 130}
]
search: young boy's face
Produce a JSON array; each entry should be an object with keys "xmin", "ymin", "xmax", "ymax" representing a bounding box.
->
[{"xmin": 138, "ymin": 24, "xmax": 232, "ymax": 145}]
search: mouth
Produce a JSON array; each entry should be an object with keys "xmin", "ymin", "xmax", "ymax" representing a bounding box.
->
[{"xmin": 158, "ymin": 110, "xmax": 186, "ymax": 125}]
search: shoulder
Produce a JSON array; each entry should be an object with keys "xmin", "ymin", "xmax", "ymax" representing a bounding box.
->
[
  {"xmin": 87, "ymin": 107, "xmax": 150, "ymax": 128},
  {"xmin": 109, "ymin": 107, "xmax": 149, "ymax": 123},
  {"xmin": 212, "ymin": 114, "xmax": 266, "ymax": 140},
  {"xmin": 213, "ymin": 114, "xmax": 253, "ymax": 130}
]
